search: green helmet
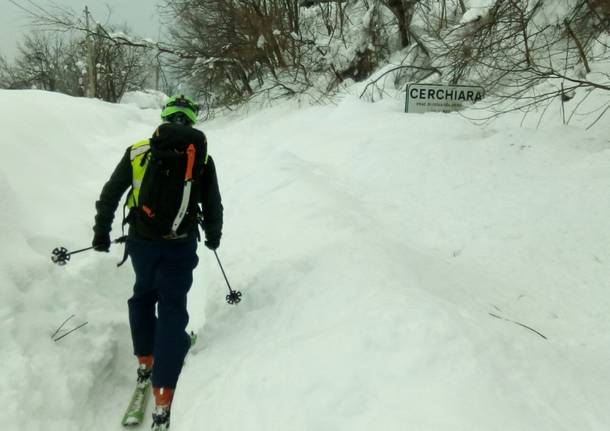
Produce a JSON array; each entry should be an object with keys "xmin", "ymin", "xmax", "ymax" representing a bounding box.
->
[{"xmin": 161, "ymin": 94, "xmax": 200, "ymax": 124}]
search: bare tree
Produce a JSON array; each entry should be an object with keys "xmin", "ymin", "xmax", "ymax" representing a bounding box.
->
[
  {"xmin": 161, "ymin": 0, "xmax": 306, "ymax": 105},
  {"xmin": 434, "ymin": 0, "xmax": 609, "ymax": 126},
  {"xmin": 3, "ymin": 32, "xmax": 83, "ymax": 94},
  {"xmin": 0, "ymin": 54, "xmax": 18, "ymax": 88},
  {"xmin": 8, "ymin": 0, "xmax": 159, "ymax": 101},
  {"xmin": 90, "ymin": 25, "xmax": 154, "ymax": 102}
]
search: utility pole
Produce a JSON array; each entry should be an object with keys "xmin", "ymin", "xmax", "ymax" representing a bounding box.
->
[{"xmin": 84, "ymin": 6, "xmax": 96, "ymax": 98}]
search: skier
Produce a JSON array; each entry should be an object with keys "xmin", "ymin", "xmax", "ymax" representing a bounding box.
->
[{"xmin": 91, "ymin": 95, "xmax": 223, "ymax": 430}]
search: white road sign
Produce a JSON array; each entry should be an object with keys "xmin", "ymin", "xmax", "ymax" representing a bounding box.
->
[{"xmin": 405, "ymin": 84, "xmax": 485, "ymax": 113}]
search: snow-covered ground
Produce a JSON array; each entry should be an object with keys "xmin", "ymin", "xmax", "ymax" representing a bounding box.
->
[{"xmin": 1, "ymin": 88, "xmax": 610, "ymax": 431}]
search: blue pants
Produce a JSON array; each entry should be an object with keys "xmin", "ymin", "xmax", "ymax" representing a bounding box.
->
[{"xmin": 127, "ymin": 237, "xmax": 199, "ymax": 388}]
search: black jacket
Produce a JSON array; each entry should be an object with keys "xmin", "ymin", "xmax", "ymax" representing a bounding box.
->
[{"xmin": 93, "ymin": 126, "xmax": 223, "ymax": 243}]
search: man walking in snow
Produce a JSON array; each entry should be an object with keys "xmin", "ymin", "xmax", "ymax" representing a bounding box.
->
[{"xmin": 91, "ymin": 95, "xmax": 223, "ymax": 430}]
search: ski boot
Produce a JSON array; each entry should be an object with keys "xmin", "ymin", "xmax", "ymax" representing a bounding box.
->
[
  {"xmin": 151, "ymin": 405, "xmax": 171, "ymax": 430},
  {"xmin": 151, "ymin": 387, "xmax": 174, "ymax": 431},
  {"xmin": 136, "ymin": 356, "xmax": 153, "ymax": 388},
  {"xmin": 137, "ymin": 364, "xmax": 152, "ymax": 388}
]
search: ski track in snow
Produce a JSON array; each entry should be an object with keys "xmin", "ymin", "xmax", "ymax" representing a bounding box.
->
[{"xmin": 1, "ymin": 89, "xmax": 610, "ymax": 431}]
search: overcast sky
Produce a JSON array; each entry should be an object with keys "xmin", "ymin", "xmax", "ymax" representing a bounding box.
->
[{"xmin": 1, "ymin": 1, "xmax": 163, "ymax": 59}]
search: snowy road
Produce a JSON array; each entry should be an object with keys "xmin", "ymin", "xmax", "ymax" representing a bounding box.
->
[{"xmin": 1, "ymin": 90, "xmax": 610, "ymax": 430}]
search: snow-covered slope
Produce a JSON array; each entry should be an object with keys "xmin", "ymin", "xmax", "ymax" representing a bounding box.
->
[{"xmin": 1, "ymin": 89, "xmax": 609, "ymax": 431}]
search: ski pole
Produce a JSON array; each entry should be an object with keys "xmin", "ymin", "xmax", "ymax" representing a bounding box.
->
[
  {"xmin": 213, "ymin": 250, "xmax": 242, "ymax": 305},
  {"xmin": 51, "ymin": 236, "xmax": 127, "ymax": 265}
]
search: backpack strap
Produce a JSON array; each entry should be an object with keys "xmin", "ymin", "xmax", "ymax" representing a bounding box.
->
[{"xmin": 169, "ymin": 143, "xmax": 196, "ymax": 235}]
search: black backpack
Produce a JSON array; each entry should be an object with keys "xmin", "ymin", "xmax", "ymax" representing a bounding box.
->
[{"xmin": 134, "ymin": 123, "xmax": 207, "ymax": 239}]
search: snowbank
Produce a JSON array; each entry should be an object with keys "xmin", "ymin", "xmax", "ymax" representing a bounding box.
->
[
  {"xmin": 0, "ymin": 90, "xmax": 159, "ymax": 431},
  {"xmin": 120, "ymin": 89, "xmax": 167, "ymax": 110}
]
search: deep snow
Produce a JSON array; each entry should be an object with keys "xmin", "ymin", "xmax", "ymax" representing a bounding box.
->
[{"xmin": 1, "ymin": 88, "xmax": 610, "ymax": 431}]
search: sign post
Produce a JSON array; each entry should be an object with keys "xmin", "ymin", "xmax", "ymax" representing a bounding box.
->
[{"xmin": 405, "ymin": 83, "xmax": 484, "ymax": 113}]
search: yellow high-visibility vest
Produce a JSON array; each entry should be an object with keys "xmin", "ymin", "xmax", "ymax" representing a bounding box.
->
[{"xmin": 126, "ymin": 139, "xmax": 151, "ymax": 208}]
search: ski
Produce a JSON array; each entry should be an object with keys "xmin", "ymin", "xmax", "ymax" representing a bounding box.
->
[
  {"xmin": 121, "ymin": 376, "xmax": 151, "ymax": 427},
  {"xmin": 121, "ymin": 332, "xmax": 198, "ymax": 427},
  {"xmin": 189, "ymin": 331, "xmax": 198, "ymax": 350}
]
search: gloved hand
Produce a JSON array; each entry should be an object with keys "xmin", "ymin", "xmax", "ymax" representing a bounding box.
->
[
  {"xmin": 204, "ymin": 235, "xmax": 220, "ymax": 251},
  {"xmin": 92, "ymin": 232, "xmax": 111, "ymax": 252}
]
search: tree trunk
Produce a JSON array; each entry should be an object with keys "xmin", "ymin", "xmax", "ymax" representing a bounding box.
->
[{"xmin": 384, "ymin": 0, "xmax": 416, "ymax": 47}]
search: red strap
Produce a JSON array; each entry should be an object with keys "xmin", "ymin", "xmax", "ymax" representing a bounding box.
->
[
  {"xmin": 142, "ymin": 205, "xmax": 155, "ymax": 218},
  {"xmin": 185, "ymin": 144, "xmax": 195, "ymax": 181}
]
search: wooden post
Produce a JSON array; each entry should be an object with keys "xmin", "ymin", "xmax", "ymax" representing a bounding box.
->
[{"xmin": 84, "ymin": 6, "xmax": 96, "ymax": 98}]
